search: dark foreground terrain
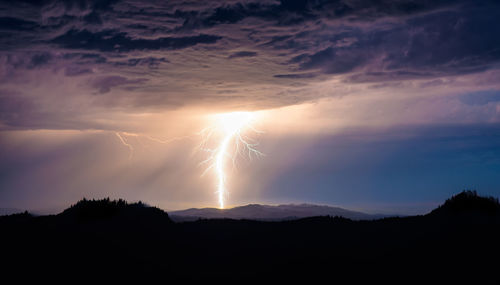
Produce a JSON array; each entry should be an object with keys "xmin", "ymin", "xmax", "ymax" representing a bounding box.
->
[{"xmin": 2, "ymin": 191, "xmax": 500, "ymax": 283}]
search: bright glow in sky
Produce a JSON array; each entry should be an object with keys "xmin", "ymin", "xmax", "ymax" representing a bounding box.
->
[{"xmin": 199, "ymin": 111, "xmax": 262, "ymax": 208}]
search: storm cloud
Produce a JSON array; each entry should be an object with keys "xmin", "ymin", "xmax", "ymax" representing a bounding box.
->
[{"xmin": 0, "ymin": 0, "xmax": 499, "ymax": 130}]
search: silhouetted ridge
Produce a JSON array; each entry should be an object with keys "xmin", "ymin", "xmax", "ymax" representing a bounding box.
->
[
  {"xmin": 60, "ymin": 198, "xmax": 172, "ymax": 223},
  {"xmin": 2, "ymin": 192, "xmax": 500, "ymax": 283},
  {"xmin": 0, "ymin": 210, "xmax": 32, "ymax": 224},
  {"xmin": 430, "ymin": 190, "xmax": 500, "ymax": 216}
]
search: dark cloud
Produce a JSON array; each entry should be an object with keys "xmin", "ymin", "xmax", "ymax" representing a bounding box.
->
[
  {"xmin": 0, "ymin": 17, "xmax": 38, "ymax": 31},
  {"xmin": 184, "ymin": 0, "xmax": 460, "ymax": 29},
  {"xmin": 64, "ymin": 66, "xmax": 93, "ymax": 76},
  {"xmin": 273, "ymin": 73, "xmax": 317, "ymax": 79},
  {"xmin": 112, "ymin": 57, "xmax": 169, "ymax": 68},
  {"xmin": 297, "ymin": 47, "xmax": 368, "ymax": 74},
  {"xmin": 345, "ymin": 71, "xmax": 433, "ymax": 83},
  {"xmin": 28, "ymin": 52, "xmax": 53, "ymax": 68},
  {"xmin": 91, "ymin": 75, "xmax": 148, "ymax": 94},
  {"xmin": 51, "ymin": 29, "xmax": 222, "ymax": 52},
  {"xmin": 0, "ymin": 52, "xmax": 56, "ymax": 81},
  {"xmin": 202, "ymin": 3, "xmax": 256, "ymax": 26},
  {"xmin": 383, "ymin": 8, "xmax": 500, "ymax": 73},
  {"xmin": 62, "ymin": 52, "xmax": 107, "ymax": 64},
  {"xmin": 285, "ymin": 2, "xmax": 500, "ymax": 81},
  {"xmin": 1, "ymin": 0, "xmax": 500, "ymax": 130},
  {"xmin": 3, "ymin": 0, "xmax": 499, "ymax": 77},
  {"xmin": 228, "ymin": 51, "xmax": 257, "ymax": 59}
]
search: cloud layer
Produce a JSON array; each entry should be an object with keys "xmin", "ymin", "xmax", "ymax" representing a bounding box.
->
[{"xmin": 0, "ymin": 0, "xmax": 499, "ymax": 130}]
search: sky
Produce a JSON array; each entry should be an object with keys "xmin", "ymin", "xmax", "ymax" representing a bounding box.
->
[{"xmin": 1, "ymin": 0, "xmax": 500, "ymax": 214}]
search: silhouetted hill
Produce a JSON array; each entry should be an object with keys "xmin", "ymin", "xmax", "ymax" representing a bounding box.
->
[
  {"xmin": 0, "ymin": 210, "xmax": 32, "ymax": 224},
  {"xmin": 1, "ymin": 192, "xmax": 499, "ymax": 283},
  {"xmin": 170, "ymin": 203, "xmax": 384, "ymax": 221},
  {"xmin": 59, "ymin": 198, "xmax": 173, "ymax": 224},
  {"xmin": 429, "ymin": 190, "xmax": 500, "ymax": 216}
]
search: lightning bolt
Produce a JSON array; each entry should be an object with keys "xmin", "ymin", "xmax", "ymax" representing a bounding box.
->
[
  {"xmin": 115, "ymin": 132, "xmax": 134, "ymax": 159},
  {"xmin": 114, "ymin": 131, "xmax": 195, "ymax": 159},
  {"xmin": 113, "ymin": 111, "xmax": 264, "ymax": 209},
  {"xmin": 198, "ymin": 112, "xmax": 263, "ymax": 209}
]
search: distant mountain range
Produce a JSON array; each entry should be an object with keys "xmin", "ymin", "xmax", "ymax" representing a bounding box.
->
[{"xmin": 169, "ymin": 203, "xmax": 387, "ymax": 222}]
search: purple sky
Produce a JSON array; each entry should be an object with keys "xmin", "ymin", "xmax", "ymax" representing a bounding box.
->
[{"xmin": 1, "ymin": 0, "xmax": 500, "ymax": 214}]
